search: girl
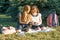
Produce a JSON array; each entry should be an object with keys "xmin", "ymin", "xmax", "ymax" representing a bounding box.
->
[
  {"xmin": 21, "ymin": 5, "xmax": 31, "ymax": 23},
  {"xmin": 30, "ymin": 5, "xmax": 46, "ymax": 30},
  {"xmin": 16, "ymin": 5, "xmax": 31, "ymax": 32}
]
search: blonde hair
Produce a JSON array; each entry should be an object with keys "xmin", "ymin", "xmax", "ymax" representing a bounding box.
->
[
  {"xmin": 31, "ymin": 5, "xmax": 39, "ymax": 13},
  {"xmin": 21, "ymin": 5, "xmax": 31, "ymax": 22}
]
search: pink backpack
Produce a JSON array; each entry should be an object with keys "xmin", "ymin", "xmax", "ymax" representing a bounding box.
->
[{"xmin": 47, "ymin": 12, "xmax": 59, "ymax": 27}]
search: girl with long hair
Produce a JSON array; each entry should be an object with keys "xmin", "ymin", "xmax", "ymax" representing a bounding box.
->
[
  {"xmin": 30, "ymin": 5, "xmax": 46, "ymax": 30},
  {"xmin": 16, "ymin": 5, "xmax": 31, "ymax": 32}
]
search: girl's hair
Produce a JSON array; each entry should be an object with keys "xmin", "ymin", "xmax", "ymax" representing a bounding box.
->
[
  {"xmin": 21, "ymin": 5, "xmax": 31, "ymax": 22},
  {"xmin": 31, "ymin": 5, "xmax": 39, "ymax": 13}
]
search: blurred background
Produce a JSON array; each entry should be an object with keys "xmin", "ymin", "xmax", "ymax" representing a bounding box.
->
[{"xmin": 0, "ymin": 0, "xmax": 60, "ymax": 27}]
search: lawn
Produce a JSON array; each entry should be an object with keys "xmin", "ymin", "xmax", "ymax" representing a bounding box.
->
[
  {"xmin": 0, "ymin": 14, "xmax": 17, "ymax": 33},
  {"xmin": 0, "ymin": 14, "xmax": 60, "ymax": 40},
  {"xmin": 0, "ymin": 14, "xmax": 17, "ymax": 26},
  {"xmin": 0, "ymin": 27, "xmax": 60, "ymax": 40}
]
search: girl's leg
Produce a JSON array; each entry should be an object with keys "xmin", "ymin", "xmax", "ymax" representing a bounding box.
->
[
  {"xmin": 16, "ymin": 22, "xmax": 23, "ymax": 30},
  {"xmin": 39, "ymin": 24, "xmax": 46, "ymax": 30},
  {"xmin": 32, "ymin": 25, "xmax": 38, "ymax": 29},
  {"xmin": 39, "ymin": 24, "xmax": 44, "ymax": 28},
  {"xmin": 22, "ymin": 24, "xmax": 30, "ymax": 32},
  {"xmin": 16, "ymin": 22, "xmax": 23, "ymax": 32}
]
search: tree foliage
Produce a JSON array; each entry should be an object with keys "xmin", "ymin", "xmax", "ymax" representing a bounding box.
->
[{"xmin": 0, "ymin": 0, "xmax": 60, "ymax": 21}]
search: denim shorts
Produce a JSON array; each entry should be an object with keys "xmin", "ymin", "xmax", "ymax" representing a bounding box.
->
[
  {"xmin": 16, "ymin": 22, "xmax": 30, "ymax": 30},
  {"xmin": 32, "ymin": 24, "xmax": 44, "ymax": 29}
]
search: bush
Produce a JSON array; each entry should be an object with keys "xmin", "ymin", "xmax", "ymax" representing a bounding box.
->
[{"xmin": 6, "ymin": 6, "xmax": 19, "ymax": 21}]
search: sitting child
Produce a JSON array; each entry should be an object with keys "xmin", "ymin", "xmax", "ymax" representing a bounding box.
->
[
  {"xmin": 29, "ymin": 5, "xmax": 46, "ymax": 30},
  {"xmin": 16, "ymin": 5, "xmax": 31, "ymax": 32}
]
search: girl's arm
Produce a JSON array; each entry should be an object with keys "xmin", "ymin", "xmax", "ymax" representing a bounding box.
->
[
  {"xmin": 39, "ymin": 17, "xmax": 42, "ymax": 24},
  {"xmin": 26, "ymin": 14, "xmax": 35, "ymax": 25},
  {"xmin": 18, "ymin": 13, "xmax": 21, "ymax": 23},
  {"xmin": 38, "ymin": 13, "xmax": 42, "ymax": 24},
  {"xmin": 19, "ymin": 14, "xmax": 26, "ymax": 24},
  {"xmin": 26, "ymin": 14, "xmax": 32, "ymax": 24}
]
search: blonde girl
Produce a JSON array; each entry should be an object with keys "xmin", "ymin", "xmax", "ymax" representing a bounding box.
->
[
  {"xmin": 21, "ymin": 5, "xmax": 31, "ymax": 23},
  {"xmin": 16, "ymin": 5, "xmax": 31, "ymax": 32},
  {"xmin": 30, "ymin": 5, "xmax": 46, "ymax": 30}
]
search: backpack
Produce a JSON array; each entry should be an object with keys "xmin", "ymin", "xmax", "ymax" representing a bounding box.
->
[
  {"xmin": 2, "ymin": 26, "xmax": 16, "ymax": 34},
  {"xmin": 47, "ymin": 12, "xmax": 59, "ymax": 27}
]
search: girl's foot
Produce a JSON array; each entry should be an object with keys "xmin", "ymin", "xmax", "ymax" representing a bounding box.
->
[
  {"xmin": 25, "ymin": 29, "xmax": 29, "ymax": 32},
  {"xmin": 16, "ymin": 30, "xmax": 21, "ymax": 33},
  {"xmin": 41, "ymin": 27, "xmax": 46, "ymax": 30},
  {"xmin": 36, "ymin": 27, "xmax": 41, "ymax": 30}
]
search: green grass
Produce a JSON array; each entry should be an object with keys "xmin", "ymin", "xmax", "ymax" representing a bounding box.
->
[
  {"xmin": 0, "ymin": 14, "xmax": 17, "ymax": 33},
  {"xmin": 0, "ymin": 14, "xmax": 60, "ymax": 40},
  {"xmin": 0, "ymin": 14, "xmax": 11, "ymax": 18},
  {"xmin": 0, "ymin": 14, "xmax": 17, "ymax": 27},
  {"xmin": 0, "ymin": 27, "xmax": 60, "ymax": 40}
]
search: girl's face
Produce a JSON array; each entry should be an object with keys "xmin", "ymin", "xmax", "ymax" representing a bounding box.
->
[{"xmin": 31, "ymin": 7, "xmax": 38, "ymax": 14}]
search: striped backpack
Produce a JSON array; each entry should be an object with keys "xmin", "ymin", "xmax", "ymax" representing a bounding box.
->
[{"xmin": 47, "ymin": 11, "xmax": 59, "ymax": 27}]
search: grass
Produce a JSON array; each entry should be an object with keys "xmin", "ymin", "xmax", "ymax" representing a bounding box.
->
[
  {"xmin": 0, "ymin": 14, "xmax": 11, "ymax": 18},
  {"xmin": 0, "ymin": 14, "xmax": 17, "ymax": 33},
  {"xmin": 0, "ymin": 27, "xmax": 60, "ymax": 40},
  {"xmin": 0, "ymin": 14, "xmax": 17, "ymax": 27},
  {"xmin": 0, "ymin": 14, "xmax": 60, "ymax": 40}
]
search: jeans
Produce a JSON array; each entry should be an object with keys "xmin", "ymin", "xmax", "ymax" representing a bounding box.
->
[
  {"xmin": 16, "ymin": 22, "xmax": 30, "ymax": 30},
  {"xmin": 32, "ymin": 24, "xmax": 44, "ymax": 29}
]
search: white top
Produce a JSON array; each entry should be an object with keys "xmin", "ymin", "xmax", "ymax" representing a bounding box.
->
[{"xmin": 31, "ymin": 13, "xmax": 42, "ymax": 25}]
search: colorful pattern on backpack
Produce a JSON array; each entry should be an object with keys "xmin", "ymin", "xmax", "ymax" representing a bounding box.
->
[{"xmin": 47, "ymin": 13, "xmax": 58, "ymax": 27}]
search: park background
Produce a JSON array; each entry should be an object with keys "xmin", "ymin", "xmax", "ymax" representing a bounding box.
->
[{"xmin": 0, "ymin": 0, "xmax": 60, "ymax": 40}]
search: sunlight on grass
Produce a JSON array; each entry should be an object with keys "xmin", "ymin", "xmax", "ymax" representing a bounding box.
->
[
  {"xmin": 0, "ymin": 14, "xmax": 11, "ymax": 18},
  {"xmin": 0, "ymin": 27, "xmax": 60, "ymax": 40}
]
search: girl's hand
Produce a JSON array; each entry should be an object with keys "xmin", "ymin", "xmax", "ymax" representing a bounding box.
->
[
  {"xmin": 34, "ymin": 22, "xmax": 38, "ymax": 25},
  {"xmin": 29, "ymin": 22, "xmax": 35, "ymax": 25},
  {"xmin": 29, "ymin": 22, "xmax": 38, "ymax": 25}
]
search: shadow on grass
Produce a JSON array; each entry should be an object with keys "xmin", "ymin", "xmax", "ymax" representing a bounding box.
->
[
  {"xmin": 0, "ymin": 18, "xmax": 13, "ymax": 22},
  {"xmin": 0, "ymin": 18, "xmax": 17, "ymax": 34}
]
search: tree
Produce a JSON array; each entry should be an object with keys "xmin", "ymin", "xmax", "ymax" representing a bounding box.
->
[
  {"xmin": 0, "ymin": 0, "xmax": 10, "ymax": 13},
  {"xmin": 0, "ymin": 0, "xmax": 60, "ymax": 22}
]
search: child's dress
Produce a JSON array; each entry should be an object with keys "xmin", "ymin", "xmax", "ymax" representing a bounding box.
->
[
  {"xmin": 31, "ymin": 13, "xmax": 42, "ymax": 25},
  {"xmin": 30, "ymin": 13, "xmax": 43, "ymax": 29}
]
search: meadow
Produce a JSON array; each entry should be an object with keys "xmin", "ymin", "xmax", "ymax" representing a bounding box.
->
[{"xmin": 0, "ymin": 14, "xmax": 60, "ymax": 40}]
